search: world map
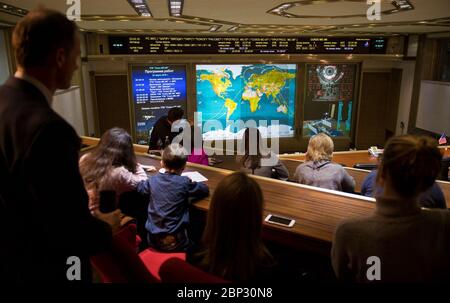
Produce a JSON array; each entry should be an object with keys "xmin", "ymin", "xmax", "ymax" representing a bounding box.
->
[{"xmin": 196, "ymin": 64, "xmax": 297, "ymax": 139}]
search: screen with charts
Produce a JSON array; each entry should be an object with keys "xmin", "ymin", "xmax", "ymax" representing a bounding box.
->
[
  {"xmin": 303, "ymin": 64, "xmax": 357, "ymax": 138},
  {"xmin": 131, "ymin": 64, "xmax": 187, "ymax": 144},
  {"xmin": 196, "ymin": 64, "xmax": 297, "ymax": 140}
]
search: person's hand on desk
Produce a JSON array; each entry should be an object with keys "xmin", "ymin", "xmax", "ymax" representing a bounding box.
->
[{"xmin": 140, "ymin": 164, "xmax": 157, "ymax": 172}]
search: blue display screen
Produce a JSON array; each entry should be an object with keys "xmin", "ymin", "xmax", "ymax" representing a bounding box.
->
[{"xmin": 131, "ymin": 65, "xmax": 187, "ymax": 144}]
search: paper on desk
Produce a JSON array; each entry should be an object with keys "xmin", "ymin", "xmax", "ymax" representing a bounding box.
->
[
  {"xmin": 140, "ymin": 164, "xmax": 156, "ymax": 172},
  {"xmin": 181, "ymin": 171, "xmax": 208, "ymax": 182}
]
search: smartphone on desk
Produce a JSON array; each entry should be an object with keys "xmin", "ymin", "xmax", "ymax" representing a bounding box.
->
[{"xmin": 264, "ymin": 214, "xmax": 295, "ymax": 228}]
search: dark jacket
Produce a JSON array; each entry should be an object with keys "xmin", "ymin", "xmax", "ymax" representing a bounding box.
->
[
  {"xmin": 238, "ymin": 153, "xmax": 289, "ymax": 180},
  {"xmin": 148, "ymin": 115, "xmax": 183, "ymax": 150},
  {"xmin": 361, "ymin": 170, "xmax": 447, "ymax": 209},
  {"xmin": 0, "ymin": 77, "xmax": 111, "ymax": 282}
]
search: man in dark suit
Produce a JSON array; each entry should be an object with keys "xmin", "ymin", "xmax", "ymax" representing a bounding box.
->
[
  {"xmin": 0, "ymin": 9, "xmax": 116, "ymax": 282},
  {"xmin": 148, "ymin": 107, "xmax": 185, "ymax": 151}
]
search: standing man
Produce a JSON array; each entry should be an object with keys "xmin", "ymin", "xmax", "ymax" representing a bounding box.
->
[
  {"xmin": 148, "ymin": 107, "xmax": 185, "ymax": 151},
  {"xmin": 0, "ymin": 9, "xmax": 114, "ymax": 282}
]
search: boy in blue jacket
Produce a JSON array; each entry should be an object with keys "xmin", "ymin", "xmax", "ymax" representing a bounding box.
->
[{"xmin": 137, "ymin": 143, "xmax": 209, "ymax": 251}]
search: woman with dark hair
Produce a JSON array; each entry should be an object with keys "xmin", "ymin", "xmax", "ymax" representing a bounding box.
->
[
  {"xmin": 239, "ymin": 128, "xmax": 289, "ymax": 180},
  {"xmin": 190, "ymin": 172, "xmax": 275, "ymax": 282},
  {"xmin": 79, "ymin": 127, "xmax": 148, "ymax": 213},
  {"xmin": 332, "ymin": 135, "xmax": 450, "ymax": 282}
]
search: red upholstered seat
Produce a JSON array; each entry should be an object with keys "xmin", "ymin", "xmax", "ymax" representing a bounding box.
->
[
  {"xmin": 159, "ymin": 258, "xmax": 228, "ymax": 283},
  {"xmin": 91, "ymin": 224, "xmax": 158, "ymax": 283},
  {"xmin": 91, "ymin": 225, "xmax": 225, "ymax": 283},
  {"xmin": 139, "ymin": 248, "xmax": 185, "ymax": 281}
]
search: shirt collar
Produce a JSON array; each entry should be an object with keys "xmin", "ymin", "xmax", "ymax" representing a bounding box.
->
[{"xmin": 14, "ymin": 70, "xmax": 53, "ymax": 105}]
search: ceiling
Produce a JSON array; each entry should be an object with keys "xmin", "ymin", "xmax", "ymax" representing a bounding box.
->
[{"xmin": 1, "ymin": 0, "xmax": 449, "ymax": 36}]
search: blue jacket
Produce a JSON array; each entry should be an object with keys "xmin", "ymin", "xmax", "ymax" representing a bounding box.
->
[
  {"xmin": 137, "ymin": 172, "xmax": 209, "ymax": 234},
  {"xmin": 361, "ymin": 170, "xmax": 447, "ymax": 209}
]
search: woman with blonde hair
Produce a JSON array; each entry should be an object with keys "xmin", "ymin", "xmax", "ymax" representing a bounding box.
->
[{"xmin": 294, "ymin": 133, "xmax": 355, "ymax": 192}]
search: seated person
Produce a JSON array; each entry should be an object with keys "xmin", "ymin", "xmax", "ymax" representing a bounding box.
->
[
  {"xmin": 137, "ymin": 143, "xmax": 209, "ymax": 252},
  {"xmin": 294, "ymin": 133, "xmax": 355, "ymax": 193},
  {"xmin": 332, "ymin": 135, "xmax": 450, "ymax": 282},
  {"xmin": 361, "ymin": 169, "xmax": 447, "ymax": 209},
  {"xmin": 187, "ymin": 125, "xmax": 209, "ymax": 166},
  {"xmin": 188, "ymin": 172, "xmax": 277, "ymax": 282},
  {"xmin": 148, "ymin": 107, "xmax": 184, "ymax": 150},
  {"xmin": 238, "ymin": 128, "xmax": 289, "ymax": 180},
  {"xmin": 440, "ymin": 156, "xmax": 450, "ymax": 181},
  {"xmin": 79, "ymin": 128, "xmax": 148, "ymax": 214}
]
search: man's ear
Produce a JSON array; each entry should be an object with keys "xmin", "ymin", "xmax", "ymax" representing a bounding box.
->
[{"xmin": 55, "ymin": 48, "xmax": 66, "ymax": 68}]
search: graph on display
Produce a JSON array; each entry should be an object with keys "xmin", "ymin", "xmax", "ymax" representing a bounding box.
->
[
  {"xmin": 303, "ymin": 64, "xmax": 357, "ymax": 137},
  {"xmin": 196, "ymin": 64, "xmax": 297, "ymax": 140}
]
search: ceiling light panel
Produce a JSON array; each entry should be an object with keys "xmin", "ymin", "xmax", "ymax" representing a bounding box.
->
[
  {"xmin": 0, "ymin": 2, "xmax": 28, "ymax": 17},
  {"xmin": 168, "ymin": 0, "xmax": 184, "ymax": 17},
  {"xmin": 127, "ymin": 0, "xmax": 152, "ymax": 17}
]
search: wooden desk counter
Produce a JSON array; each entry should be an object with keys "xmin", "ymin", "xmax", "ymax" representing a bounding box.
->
[
  {"xmin": 81, "ymin": 136, "xmax": 450, "ymax": 209},
  {"xmin": 134, "ymin": 152, "xmax": 375, "ymax": 255},
  {"xmin": 81, "ymin": 136, "xmax": 149, "ymax": 154},
  {"xmin": 279, "ymin": 154, "xmax": 450, "ymax": 209},
  {"xmin": 280, "ymin": 146, "xmax": 450, "ymax": 167},
  {"xmin": 280, "ymin": 150, "xmax": 379, "ymax": 168}
]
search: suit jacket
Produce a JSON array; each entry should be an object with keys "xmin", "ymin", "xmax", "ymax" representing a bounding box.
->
[{"xmin": 0, "ymin": 77, "xmax": 111, "ymax": 282}]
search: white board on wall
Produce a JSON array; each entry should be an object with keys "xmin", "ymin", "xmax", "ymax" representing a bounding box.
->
[
  {"xmin": 52, "ymin": 86, "xmax": 85, "ymax": 136},
  {"xmin": 416, "ymin": 81, "xmax": 450, "ymax": 135}
]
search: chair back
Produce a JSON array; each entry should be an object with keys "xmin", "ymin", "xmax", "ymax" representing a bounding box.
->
[
  {"xmin": 91, "ymin": 224, "xmax": 158, "ymax": 283},
  {"xmin": 159, "ymin": 258, "xmax": 227, "ymax": 283}
]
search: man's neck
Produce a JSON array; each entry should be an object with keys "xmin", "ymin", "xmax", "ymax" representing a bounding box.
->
[
  {"xmin": 16, "ymin": 67, "xmax": 56, "ymax": 94},
  {"xmin": 15, "ymin": 68, "xmax": 55, "ymax": 105}
]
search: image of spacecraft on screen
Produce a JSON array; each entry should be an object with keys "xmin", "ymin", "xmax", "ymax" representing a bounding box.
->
[
  {"xmin": 313, "ymin": 65, "xmax": 344, "ymax": 102},
  {"xmin": 303, "ymin": 101, "xmax": 352, "ymax": 137}
]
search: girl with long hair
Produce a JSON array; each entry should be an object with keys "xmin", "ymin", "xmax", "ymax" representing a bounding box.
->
[
  {"xmin": 239, "ymin": 128, "xmax": 289, "ymax": 180},
  {"xmin": 191, "ymin": 172, "xmax": 275, "ymax": 282},
  {"xmin": 79, "ymin": 127, "xmax": 148, "ymax": 212}
]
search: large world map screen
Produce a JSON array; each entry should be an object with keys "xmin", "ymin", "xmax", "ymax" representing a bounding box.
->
[{"xmin": 196, "ymin": 64, "xmax": 297, "ymax": 140}]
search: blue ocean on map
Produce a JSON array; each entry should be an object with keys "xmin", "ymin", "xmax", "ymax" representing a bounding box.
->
[{"xmin": 196, "ymin": 64, "xmax": 297, "ymax": 139}]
